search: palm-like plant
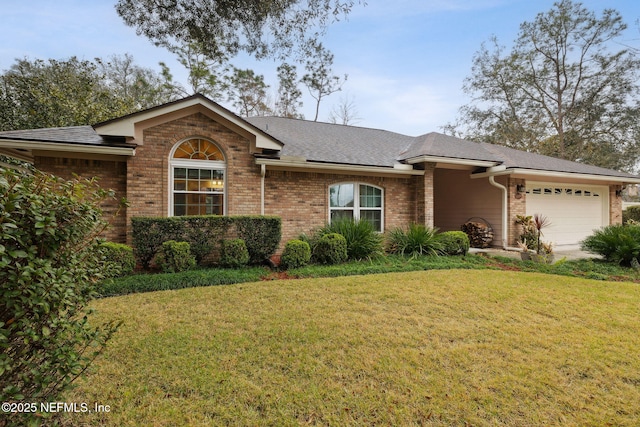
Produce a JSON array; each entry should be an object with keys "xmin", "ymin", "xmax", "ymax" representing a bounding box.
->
[{"xmin": 532, "ymin": 214, "xmax": 551, "ymax": 254}]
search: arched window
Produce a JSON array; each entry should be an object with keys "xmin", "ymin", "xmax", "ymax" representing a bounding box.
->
[
  {"xmin": 329, "ymin": 183, "xmax": 383, "ymax": 231},
  {"xmin": 169, "ymin": 138, "xmax": 226, "ymax": 216}
]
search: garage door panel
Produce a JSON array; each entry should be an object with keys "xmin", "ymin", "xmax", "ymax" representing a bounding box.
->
[{"xmin": 526, "ymin": 183, "xmax": 607, "ymax": 246}]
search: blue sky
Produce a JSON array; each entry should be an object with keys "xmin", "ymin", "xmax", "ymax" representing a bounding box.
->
[{"xmin": 2, "ymin": 0, "xmax": 640, "ymax": 135}]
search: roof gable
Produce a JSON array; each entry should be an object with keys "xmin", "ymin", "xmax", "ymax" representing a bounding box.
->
[{"xmin": 93, "ymin": 94, "xmax": 283, "ymax": 151}]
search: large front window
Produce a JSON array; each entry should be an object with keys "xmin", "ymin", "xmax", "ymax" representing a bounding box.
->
[
  {"xmin": 170, "ymin": 138, "xmax": 226, "ymax": 216},
  {"xmin": 329, "ymin": 183, "xmax": 383, "ymax": 231}
]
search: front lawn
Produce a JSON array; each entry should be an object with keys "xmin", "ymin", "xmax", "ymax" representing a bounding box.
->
[{"xmin": 64, "ymin": 270, "xmax": 640, "ymax": 426}]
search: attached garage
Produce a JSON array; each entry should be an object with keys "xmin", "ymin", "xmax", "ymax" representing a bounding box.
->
[{"xmin": 526, "ymin": 182, "xmax": 609, "ymax": 246}]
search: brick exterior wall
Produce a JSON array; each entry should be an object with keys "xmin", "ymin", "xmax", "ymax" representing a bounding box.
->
[
  {"xmin": 34, "ymin": 156, "xmax": 127, "ymax": 242},
  {"xmin": 265, "ymin": 170, "xmax": 416, "ymax": 248},
  {"xmin": 124, "ymin": 112, "xmax": 262, "ymax": 243},
  {"xmin": 610, "ymin": 185, "xmax": 623, "ymax": 225},
  {"xmin": 507, "ymin": 177, "xmax": 527, "ymax": 246},
  {"xmin": 412, "ymin": 163, "xmax": 435, "ymax": 228}
]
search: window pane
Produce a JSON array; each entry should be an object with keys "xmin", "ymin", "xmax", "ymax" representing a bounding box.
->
[
  {"xmin": 330, "ymin": 184, "xmax": 354, "ymax": 207},
  {"xmin": 331, "ymin": 210, "xmax": 354, "ymax": 222},
  {"xmin": 174, "ymin": 168, "xmax": 186, "ymax": 178},
  {"xmin": 360, "ymin": 185, "xmax": 381, "ymax": 208},
  {"xmin": 360, "ymin": 210, "xmax": 382, "ymax": 232}
]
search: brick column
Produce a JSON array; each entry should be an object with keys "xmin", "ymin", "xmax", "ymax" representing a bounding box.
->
[
  {"xmin": 508, "ymin": 178, "xmax": 527, "ymax": 246},
  {"xmin": 610, "ymin": 185, "xmax": 623, "ymax": 225}
]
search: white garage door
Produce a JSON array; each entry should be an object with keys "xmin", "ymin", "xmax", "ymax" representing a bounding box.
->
[{"xmin": 526, "ymin": 182, "xmax": 608, "ymax": 246}]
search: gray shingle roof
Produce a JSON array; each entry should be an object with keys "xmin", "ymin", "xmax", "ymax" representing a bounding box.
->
[
  {"xmin": 246, "ymin": 116, "xmax": 638, "ymax": 180},
  {"xmin": 246, "ymin": 117, "xmax": 414, "ymax": 167},
  {"xmin": 0, "ymin": 125, "xmax": 135, "ymax": 148}
]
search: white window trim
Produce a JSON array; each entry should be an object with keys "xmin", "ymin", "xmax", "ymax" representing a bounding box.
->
[
  {"xmin": 328, "ymin": 182, "xmax": 384, "ymax": 231},
  {"xmin": 168, "ymin": 138, "xmax": 227, "ymax": 217}
]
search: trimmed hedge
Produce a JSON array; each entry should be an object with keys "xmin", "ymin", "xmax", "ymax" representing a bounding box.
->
[
  {"xmin": 221, "ymin": 239, "xmax": 250, "ymax": 267},
  {"xmin": 131, "ymin": 215, "xmax": 281, "ymax": 268},
  {"xmin": 314, "ymin": 233, "xmax": 348, "ymax": 265},
  {"xmin": 438, "ymin": 231, "xmax": 470, "ymax": 256},
  {"xmin": 98, "ymin": 241, "xmax": 136, "ymax": 278},
  {"xmin": 155, "ymin": 240, "xmax": 196, "ymax": 273},
  {"xmin": 280, "ymin": 239, "xmax": 312, "ymax": 269}
]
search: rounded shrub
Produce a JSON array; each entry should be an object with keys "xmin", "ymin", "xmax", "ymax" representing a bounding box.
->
[
  {"xmin": 581, "ymin": 224, "xmax": 640, "ymax": 266},
  {"xmin": 438, "ymin": 231, "xmax": 470, "ymax": 256},
  {"xmin": 99, "ymin": 241, "xmax": 136, "ymax": 278},
  {"xmin": 221, "ymin": 238, "xmax": 250, "ymax": 267},
  {"xmin": 313, "ymin": 233, "xmax": 348, "ymax": 265},
  {"xmin": 155, "ymin": 240, "xmax": 196, "ymax": 273},
  {"xmin": 280, "ymin": 239, "xmax": 312, "ymax": 269},
  {"xmin": 319, "ymin": 218, "xmax": 383, "ymax": 260}
]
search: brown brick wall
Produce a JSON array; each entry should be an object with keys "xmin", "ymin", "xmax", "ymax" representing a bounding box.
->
[
  {"xmin": 124, "ymin": 112, "xmax": 262, "ymax": 243},
  {"xmin": 411, "ymin": 163, "xmax": 435, "ymax": 228},
  {"xmin": 508, "ymin": 177, "xmax": 526, "ymax": 246},
  {"xmin": 264, "ymin": 170, "xmax": 415, "ymax": 247},
  {"xmin": 34, "ymin": 156, "xmax": 128, "ymax": 242},
  {"xmin": 610, "ymin": 185, "xmax": 623, "ymax": 225}
]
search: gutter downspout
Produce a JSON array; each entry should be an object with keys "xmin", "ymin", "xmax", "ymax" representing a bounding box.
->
[
  {"xmin": 487, "ymin": 166, "xmax": 508, "ymax": 249},
  {"xmin": 260, "ymin": 164, "xmax": 266, "ymax": 215}
]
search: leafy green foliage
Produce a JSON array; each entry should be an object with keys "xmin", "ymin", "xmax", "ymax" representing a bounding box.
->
[
  {"xmin": 438, "ymin": 231, "xmax": 470, "ymax": 256},
  {"xmin": 0, "ymin": 56, "xmax": 179, "ymax": 131},
  {"xmin": 623, "ymin": 206, "xmax": 640, "ymax": 225},
  {"xmin": 313, "ymin": 233, "xmax": 348, "ymax": 265},
  {"xmin": 0, "ymin": 168, "xmax": 120, "ymax": 425},
  {"xmin": 99, "ymin": 267, "xmax": 268, "ymax": 296},
  {"xmin": 154, "ymin": 240, "xmax": 197, "ymax": 273},
  {"xmin": 581, "ymin": 224, "xmax": 640, "ymax": 266},
  {"xmin": 131, "ymin": 215, "xmax": 281, "ymax": 268},
  {"xmin": 98, "ymin": 241, "xmax": 136, "ymax": 278},
  {"xmin": 221, "ymin": 239, "xmax": 250, "ymax": 268},
  {"xmin": 234, "ymin": 216, "xmax": 282, "ymax": 264},
  {"xmin": 280, "ymin": 239, "xmax": 312, "ymax": 270},
  {"xmin": 386, "ymin": 224, "xmax": 443, "ymax": 257},
  {"xmin": 115, "ymin": 0, "xmax": 364, "ymax": 61},
  {"xmin": 317, "ymin": 218, "xmax": 383, "ymax": 260}
]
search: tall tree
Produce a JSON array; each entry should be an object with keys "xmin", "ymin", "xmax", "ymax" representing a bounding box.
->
[
  {"xmin": 302, "ymin": 41, "xmax": 347, "ymax": 121},
  {"xmin": 274, "ymin": 63, "xmax": 304, "ymax": 118},
  {"xmin": 328, "ymin": 94, "xmax": 361, "ymax": 125},
  {"xmin": 98, "ymin": 53, "xmax": 182, "ymax": 110},
  {"xmin": 450, "ymin": 0, "xmax": 640, "ymax": 171},
  {"xmin": 114, "ymin": 0, "xmax": 364, "ymax": 62},
  {"xmin": 168, "ymin": 43, "xmax": 227, "ymax": 100},
  {"xmin": 0, "ymin": 57, "xmax": 129, "ymax": 131},
  {"xmin": 0, "ymin": 56, "xmax": 179, "ymax": 131},
  {"xmin": 225, "ymin": 68, "xmax": 272, "ymax": 117}
]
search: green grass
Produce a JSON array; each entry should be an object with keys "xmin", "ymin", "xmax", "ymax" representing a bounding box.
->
[{"xmin": 63, "ymin": 270, "xmax": 640, "ymax": 426}]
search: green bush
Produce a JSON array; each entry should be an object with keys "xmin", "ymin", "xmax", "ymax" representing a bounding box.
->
[
  {"xmin": 235, "ymin": 216, "xmax": 282, "ymax": 264},
  {"xmin": 155, "ymin": 240, "xmax": 196, "ymax": 273},
  {"xmin": 100, "ymin": 267, "xmax": 268, "ymax": 296},
  {"xmin": 280, "ymin": 239, "xmax": 312, "ymax": 269},
  {"xmin": 0, "ymin": 168, "xmax": 119, "ymax": 425},
  {"xmin": 313, "ymin": 233, "xmax": 348, "ymax": 265},
  {"xmin": 581, "ymin": 224, "xmax": 640, "ymax": 266},
  {"xmin": 131, "ymin": 215, "xmax": 280, "ymax": 268},
  {"xmin": 386, "ymin": 224, "xmax": 443, "ymax": 257},
  {"xmin": 317, "ymin": 218, "xmax": 383, "ymax": 260},
  {"xmin": 99, "ymin": 241, "xmax": 136, "ymax": 278},
  {"xmin": 623, "ymin": 206, "xmax": 640, "ymax": 225},
  {"xmin": 221, "ymin": 239, "xmax": 250, "ymax": 267},
  {"xmin": 438, "ymin": 231, "xmax": 470, "ymax": 256}
]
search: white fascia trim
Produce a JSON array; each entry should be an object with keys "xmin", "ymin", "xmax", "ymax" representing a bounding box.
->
[
  {"xmin": 255, "ymin": 158, "xmax": 425, "ymax": 176},
  {"xmin": 405, "ymin": 155, "xmax": 498, "ymax": 168},
  {"xmin": 0, "ymin": 140, "xmax": 135, "ymax": 156},
  {"xmin": 470, "ymin": 167, "xmax": 640, "ymax": 184}
]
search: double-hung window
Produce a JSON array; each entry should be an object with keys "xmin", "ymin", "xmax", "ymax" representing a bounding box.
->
[
  {"xmin": 329, "ymin": 183, "xmax": 383, "ymax": 231},
  {"xmin": 170, "ymin": 138, "xmax": 226, "ymax": 216}
]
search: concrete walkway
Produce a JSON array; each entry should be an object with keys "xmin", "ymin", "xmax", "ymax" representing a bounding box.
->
[{"xmin": 470, "ymin": 247, "xmax": 599, "ymax": 261}]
